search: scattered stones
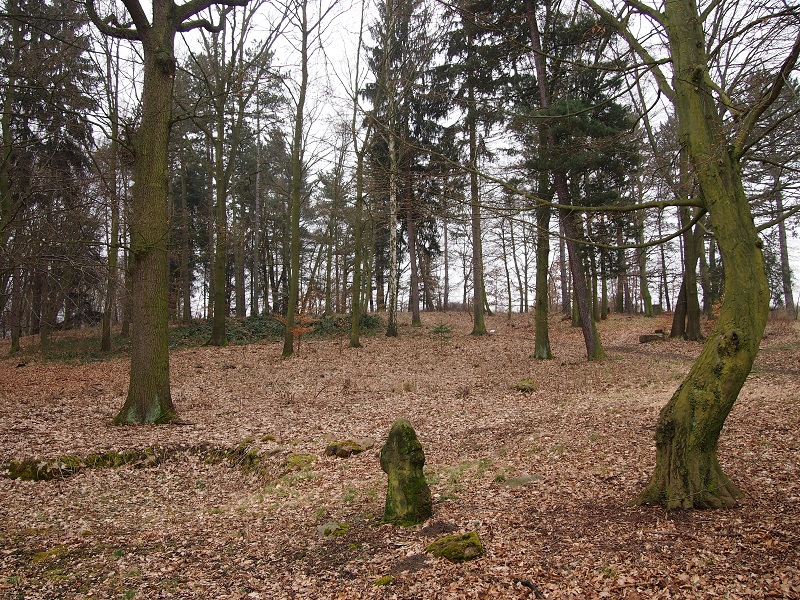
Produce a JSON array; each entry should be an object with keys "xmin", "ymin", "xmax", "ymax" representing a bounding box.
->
[
  {"xmin": 379, "ymin": 418, "xmax": 432, "ymax": 526},
  {"xmin": 426, "ymin": 531, "xmax": 484, "ymax": 563}
]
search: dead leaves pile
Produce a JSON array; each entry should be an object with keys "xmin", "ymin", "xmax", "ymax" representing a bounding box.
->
[{"xmin": 0, "ymin": 313, "xmax": 798, "ymax": 599}]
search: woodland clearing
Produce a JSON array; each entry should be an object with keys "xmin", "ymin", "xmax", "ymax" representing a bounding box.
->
[{"xmin": 0, "ymin": 312, "xmax": 798, "ymax": 599}]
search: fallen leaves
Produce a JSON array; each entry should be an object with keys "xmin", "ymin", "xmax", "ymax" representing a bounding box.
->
[{"xmin": 0, "ymin": 313, "xmax": 798, "ymax": 598}]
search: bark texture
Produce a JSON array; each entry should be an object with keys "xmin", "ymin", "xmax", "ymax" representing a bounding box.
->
[
  {"xmin": 636, "ymin": 0, "xmax": 770, "ymax": 508},
  {"xmin": 115, "ymin": 33, "xmax": 176, "ymax": 424}
]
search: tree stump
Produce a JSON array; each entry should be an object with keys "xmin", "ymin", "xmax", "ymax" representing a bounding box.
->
[{"xmin": 379, "ymin": 418, "xmax": 432, "ymax": 526}]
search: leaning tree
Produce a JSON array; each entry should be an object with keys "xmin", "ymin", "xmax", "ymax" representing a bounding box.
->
[
  {"xmin": 585, "ymin": 0, "xmax": 800, "ymax": 508},
  {"xmin": 87, "ymin": 0, "xmax": 249, "ymax": 423}
]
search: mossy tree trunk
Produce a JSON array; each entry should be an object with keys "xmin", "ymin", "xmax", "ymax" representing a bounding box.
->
[{"xmin": 634, "ymin": 0, "xmax": 773, "ymax": 508}]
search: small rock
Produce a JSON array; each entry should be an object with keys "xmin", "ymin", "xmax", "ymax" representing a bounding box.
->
[
  {"xmin": 324, "ymin": 440, "xmax": 365, "ymax": 458},
  {"xmin": 426, "ymin": 531, "xmax": 484, "ymax": 563},
  {"xmin": 515, "ymin": 379, "xmax": 537, "ymax": 393}
]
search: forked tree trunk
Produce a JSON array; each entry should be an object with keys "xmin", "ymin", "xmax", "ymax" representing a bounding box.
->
[
  {"xmin": 636, "ymin": 0, "xmax": 770, "ymax": 508},
  {"xmin": 561, "ymin": 205, "xmax": 604, "ymax": 360}
]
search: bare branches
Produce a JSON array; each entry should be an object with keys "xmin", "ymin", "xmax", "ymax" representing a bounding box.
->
[
  {"xmin": 734, "ymin": 29, "xmax": 800, "ymax": 159},
  {"xmin": 582, "ymin": 0, "xmax": 675, "ymax": 102}
]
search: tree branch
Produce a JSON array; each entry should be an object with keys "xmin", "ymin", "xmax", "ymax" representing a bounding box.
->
[
  {"xmin": 178, "ymin": 17, "xmax": 222, "ymax": 32},
  {"xmin": 582, "ymin": 0, "xmax": 675, "ymax": 102},
  {"xmin": 85, "ymin": 0, "xmax": 141, "ymax": 41},
  {"xmin": 733, "ymin": 29, "xmax": 800, "ymax": 159},
  {"xmin": 174, "ymin": 0, "xmax": 248, "ymax": 26},
  {"xmin": 119, "ymin": 0, "xmax": 152, "ymax": 37}
]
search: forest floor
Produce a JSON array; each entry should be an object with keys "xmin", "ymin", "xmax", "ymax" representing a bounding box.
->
[{"xmin": 0, "ymin": 312, "xmax": 799, "ymax": 599}]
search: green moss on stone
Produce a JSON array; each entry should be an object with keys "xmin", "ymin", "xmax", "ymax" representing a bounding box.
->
[
  {"xmin": 324, "ymin": 440, "xmax": 365, "ymax": 458},
  {"xmin": 515, "ymin": 379, "xmax": 537, "ymax": 393},
  {"xmin": 426, "ymin": 531, "xmax": 484, "ymax": 563},
  {"xmin": 380, "ymin": 419, "xmax": 432, "ymax": 526}
]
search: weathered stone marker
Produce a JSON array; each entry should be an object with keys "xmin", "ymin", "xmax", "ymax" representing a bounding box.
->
[{"xmin": 379, "ymin": 418, "xmax": 432, "ymax": 526}]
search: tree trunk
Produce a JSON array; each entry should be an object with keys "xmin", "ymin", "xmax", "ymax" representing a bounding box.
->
[
  {"xmin": 283, "ymin": 0, "xmax": 308, "ymax": 357},
  {"xmin": 252, "ymin": 111, "xmax": 261, "ymax": 318},
  {"xmin": 601, "ymin": 249, "xmax": 609, "ymax": 319},
  {"xmin": 102, "ymin": 141, "xmax": 120, "ymax": 349},
  {"xmin": 9, "ymin": 267, "xmax": 23, "ymax": 355},
  {"xmin": 636, "ymin": 0, "xmax": 770, "ymax": 508},
  {"xmin": 671, "ymin": 211, "xmax": 703, "ymax": 340},
  {"xmin": 115, "ymin": 35, "xmax": 176, "ymax": 424},
  {"xmin": 774, "ymin": 174, "xmax": 796, "ymax": 315},
  {"xmin": 658, "ymin": 211, "xmax": 671, "ymax": 312},
  {"xmin": 636, "ymin": 177, "xmax": 653, "ymax": 317},
  {"xmin": 468, "ymin": 82, "xmax": 486, "ymax": 336},
  {"xmin": 406, "ymin": 186, "xmax": 421, "ymax": 327},
  {"xmin": 180, "ymin": 150, "xmax": 192, "ymax": 322},
  {"xmin": 500, "ymin": 221, "xmax": 513, "ymax": 317},
  {"xmin": 350, "ymin": 149, "xmax": 366, "ymax": 346},
  {"xmin": 39, "ymin": 266, "xmax": 53, "ymax": 353},
  {"xmin": 102, "ymin": 46, "xmax": 121, "ymax": 348},
  {"xmin": 386, "ymin": 133, "xmax": 399, "ymax": 338},
  {"xmin": 561, "ymin": 205, "xmax": 604, "ymax": 360},
  {"xmin": 533, "ymin": 200, "xmax": 553, "ymax": 359},
  {"xmin": 443, "ymin": 208, "xmax": 449, "ymax": 311},
  {"xmin": 205, "ymin": 141, "xmax": 215, "ymax": 320},
  {"xmin": 209, "ymin": 132, "xmax": 229, "ymax": 345}
]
